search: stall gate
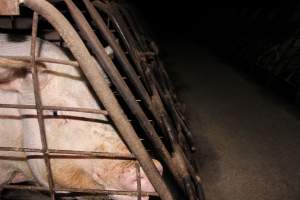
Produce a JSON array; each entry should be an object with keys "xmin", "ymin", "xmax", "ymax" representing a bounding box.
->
[{"xmin": 0, "ymin": 0, "xmax": 204, "ymax": 200}]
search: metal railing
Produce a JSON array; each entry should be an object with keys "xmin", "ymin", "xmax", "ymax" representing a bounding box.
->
[{"xmin": 0, "ymin": 0, "xmax": 205, "ymax": 200}]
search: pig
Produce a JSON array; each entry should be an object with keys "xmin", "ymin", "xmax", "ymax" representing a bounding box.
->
[{"xmin": 0, "ymin": 33, "xmax": 162, "ymax": 200}]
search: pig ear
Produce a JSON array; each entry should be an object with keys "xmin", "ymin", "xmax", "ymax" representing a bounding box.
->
[{"xmin": 0, "ymin": 58, "xmax": 29, "ymax": 91}]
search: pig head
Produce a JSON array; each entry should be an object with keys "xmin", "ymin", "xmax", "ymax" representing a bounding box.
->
[{"xmin": 0, "ymin": 34, "xmax": 162, "ymax": 200}]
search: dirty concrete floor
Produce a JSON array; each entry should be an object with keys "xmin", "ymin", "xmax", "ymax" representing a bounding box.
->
[{"xmin": 161, "ymin": 39, "xmax": 300, "ymax": 200}]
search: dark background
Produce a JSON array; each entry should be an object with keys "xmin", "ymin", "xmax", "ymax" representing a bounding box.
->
[
  {"xmin": 130, "ymin": 5, "xmax": 300, "ymax": 102},
  {"xmin": 127, "ymin": 4, "xmax": 300, "ymax": 200}
]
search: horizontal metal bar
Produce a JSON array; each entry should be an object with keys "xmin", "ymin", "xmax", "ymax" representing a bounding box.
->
[
  {"xmin": 2, "ymin": 185, "xmax": 158, "ymax": 196},
  {"xmin": 0, "ymin": 103, "xmax": 108, "ymax": 115},
  {"xmin": 56, "ymin": 188, "xmax": 158, "ymax": 197},
  {"xmin": 0, "ymin": 56, "xmax": 79, "ymax": 67},
  {"xmin": 0, "ymin": 147, "xmax": 135, "ymax": 160},
  {"xmin": 2, "ymin": 185, "xmax": 47, "ymax": 191}
]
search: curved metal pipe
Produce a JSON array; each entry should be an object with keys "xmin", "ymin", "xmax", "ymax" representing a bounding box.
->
[{"xmin": 21, "ymin": 0, "xmax": 173, "ymax": 200}]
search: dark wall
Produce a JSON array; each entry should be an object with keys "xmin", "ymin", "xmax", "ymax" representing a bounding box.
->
[{"xmin": 128, "ymin": 4, "xmax": 300, "ymax": 102}]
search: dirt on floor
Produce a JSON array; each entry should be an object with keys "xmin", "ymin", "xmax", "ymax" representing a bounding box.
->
[{"xmin": 160, "ymin": 38, "xmax": 300, "ymax": 200}]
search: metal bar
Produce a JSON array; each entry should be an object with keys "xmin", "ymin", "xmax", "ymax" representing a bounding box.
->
[
  {"xmin": 150, "ymin": 63, "xmax": 196, "ymax": 152},
  {"xmin": 0, "ymin": 156, "xmax": 26, "ymax": 161},
  {"xmin": 22, "ymin": 1, "xmax": 173, "ymax": 200},
  {"xmin": 110, "ymin": 5, "xmax": 141, "ymax": 52},
  {"xmin": 93, "ymin": 1, "xmax": 150, "ymax": 90},
  {"xmin": 90, "ymin": 0, "xmax": 178, "ymax": 147},
  {"xmin": 0, "ymin": 103, "xmax": 108, "ymax": 115},
  {"xmin": 65, "ymin": 0, "xmax": 176, "ymax": 177},
  {"xmin": 55, "ymin": 188, "xmax": 158, "ymax": 197},
  {"xmin": 109, "ymin": 6, "xmax": 185, "ymax": 130},
  {"xmin": 2, "ymin": 185, "xmax": 48, "ymax": 191},
  {"xmin": 111, "ymin": 4, "xmax": 201, "ymax": 197},
  {"xmin": 83, "ymin": 0, "xmax": 182, "ymax": 160},
  {"xmin": 136, "ymin": 162, "xmax": 142, "ymax": 200},
  {"xmin": 48, "ymin": 149, "xmax": 135, "ymax": 160},
  {"xmin": 0, "ymin": 55, "xmax": 79, "ymax": 67},
  {"xmin": 64, "ymin": 2, "xmax": 183, "ymax": 195},
  {"xmin": 117, "ymin": 3, "xmax": 196, "ymax": 151},
  {"xmin": 92, "ymin": 1, "xmax": 193, "ymax": 192},
  {"xmin": 83, "ymin": 0, "xmax": 153, "ymax": 110},
  {"xmin": 2, "ymin": 185, "xmax": 158, "ymax": 196},
  {"xmin": 92, "ymin": 1, "xmax": 132, "ymax": 52},
  {"xmin": 0, "ymin": 147, "xmax": 135, "ymax": 160},
  {"xmin": 114, "ymin": 3, "xmax": 147, "ymax": 51},
  {"xmin": 99, "ymin": 2, "xmax": 203, "ymax": 199},
  {"xmin": 30, "ymin": 12, "xmax": 56, "ymax": 200}
]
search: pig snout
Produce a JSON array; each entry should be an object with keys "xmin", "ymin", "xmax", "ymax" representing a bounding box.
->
[{"xmin": 113, "ymin": 160, "xmax": 163, "ymax": 200}]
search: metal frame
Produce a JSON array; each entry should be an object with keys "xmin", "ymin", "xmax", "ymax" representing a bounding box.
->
[{"xmin": 0, "ymin": 0, "xmax": 205, "ymax": 200}]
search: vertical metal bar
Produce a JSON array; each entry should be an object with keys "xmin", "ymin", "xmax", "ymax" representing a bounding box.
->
[
  {"xmin": 135, "ymin": 162, "xmax": 142, "ymax": 200},
  {"xmin": 30, "ymin": 12, "xmax": 56, "ymax": 200}
]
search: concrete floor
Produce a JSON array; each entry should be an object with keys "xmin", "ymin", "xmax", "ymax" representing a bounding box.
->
[{"xmin": 161, "ymin": 39, "xmax": 300, "ymax": 200}]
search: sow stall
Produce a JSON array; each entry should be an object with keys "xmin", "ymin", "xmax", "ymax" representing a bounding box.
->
[{"xmin": 0, "ymin": 0, "xmax": 204, "ymax": 200}]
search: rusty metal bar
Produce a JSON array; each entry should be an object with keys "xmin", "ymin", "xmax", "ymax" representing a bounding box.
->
[
  {"xmin": 108, "ymin": 3, "xmax": 183, "ymax": 118},
  {"xmin": 0, "ymin": 156, "xmax": 25, "ymax": 161},
  {"xmin": 152, "ymin": 61, "xmax": 196, "ymax": 152},
  {"xmin": 92, "ymin": 1, "xmax": 195, "ymax": 193},
  {"xmin": 30, "ymin": 12, "xmax": 56, "ymax": 200},
  {"xmin": 109, "ymin": 4, "xmax": 141, "ymax": 52},
  {"xmin": 111, "ymin": 2, "xmax": 196, "ymax": 153},
  {"xmin": 82, "ymin": 0, "xmax": 153, "ymax": 108},
  {"xmin": 63, "ymin": 3, "xmax": 187, "ymax": 196},
  {"xmin": 101, "ymin": 2, "xmax": 199, "ymax": 196},
  {"xmin": 116, "ymin": 3, "xmax": 150, "ymax": 45},
  {"xmin": 92, "ymin": 1, "xmax": 132, "ymax": 53},
  {"xmin": 2, "ymin": 185, "xmax": 48, "ymax": 191},
  {"xmin": 150, "ymin": 63, "xmax": 196, "ymax": 152},
  {"xmin": 89, "ymin": 0, "xmax": 179, "ymax": 147},
  {"xmin": 82, "ymin": 0, "xmax": 179, "ymax": 154},
  {"xmin": 93, "ymin": 1, "xmax": 150, "ymax": 88},
  {"xmin": 114, "ymin": 3, "xmax": 148, "ymax": 51},
  {"xmin": 0, "ymin": 147, "xmax": 135, "ymax": 160},
  {"xmin": 55, "ymin": 187, "xmax": 158, "ymax": 197},
  {"xmin": 0, "ymin": 103, "xmax": 108, "ymax": 115},
  {"xmin": 0, "ymin": 55, "xmax": 79, "ymax": 67},
  {"xmin": 2, "ymin": 185, "xmax": 158, "ymax": 197},
  {"xmin": 136, "ymin": 162, "xmax": 142, "ymax": 200},
  {"xmin": 63, "ymin": 0, "xmax": 177, "ymax": 178},
  {"xmin": 107, "ymin": 3, "xmax": 204, "ymax": 199},
  {"xmin": 81, "ymin": 1, "xmax": 180, "ymax": 156},
  {"xmin": 22, "ymin": 1, "xmax": 173, "ymax": 200}
]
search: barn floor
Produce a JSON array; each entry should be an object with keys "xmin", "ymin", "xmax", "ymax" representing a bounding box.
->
[{"xmin": 160, "ymin": 36, "xmax": 300, "ymax": 200}]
